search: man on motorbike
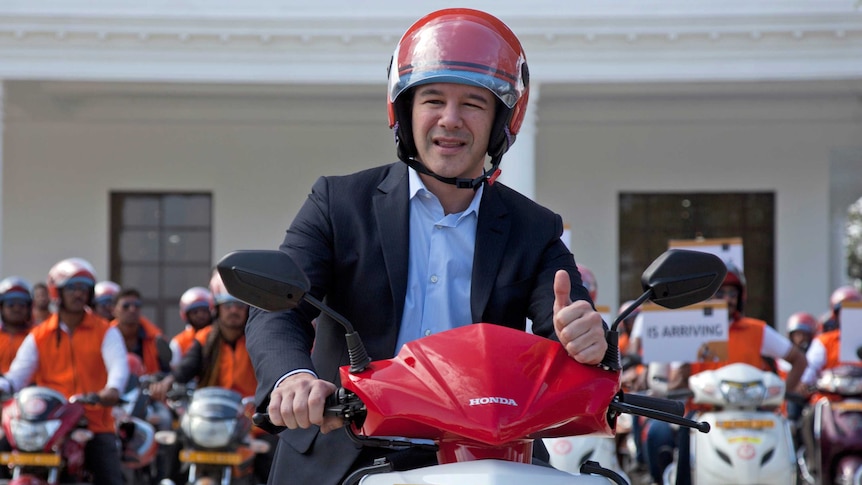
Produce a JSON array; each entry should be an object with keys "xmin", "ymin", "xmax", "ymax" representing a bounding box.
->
[
  {"xmin": 0, "ymin": 276, "xmax": 36, "ymax": 479},
  {"xmin": 0, "ymin": 257, "xmax": 129, "ymax": 485},
  {"xmin": 149, "ymin": 270, "xmax": 276, "ymax": 484},
  {"xmin": 93, "ymin": 280, "xmax": 121, "ymax": 322},
  {"xmin": 169, "ymin": 286, "xmax": 215, "ymax": 368},
  {"xmin": 112, "ymin": 287, "xmax": 172, "ymax": 375},
  {"xmin": 243, "ymin": 8, "xmax": 608, "ymax": 485},
  {"xmin": 644, "ymin": 263, "xmax": 808, "ymax": 485}
]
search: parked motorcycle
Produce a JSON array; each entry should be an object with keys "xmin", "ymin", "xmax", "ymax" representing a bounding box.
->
[
  {"xmin": 0, "ymin": 387, "xmax": 100, "ymax": 485},
  {"xmin": 663, "ymin": 363, "xmax": 796, "ymax": 485},
  {"xmin": 216, "ymin": 247, "xmax": 727, "ymax": 485},
  {"xmin": 155, "ymin": 386, "xmax": 269, "ymax": 485},
  {"xmin": 798, "ymin": 364, "xmax": 862, "ymax": 485}
]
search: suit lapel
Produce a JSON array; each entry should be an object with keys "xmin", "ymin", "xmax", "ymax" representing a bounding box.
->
[
  {"xmin": 373, "ymin": 163, "xmax": 410, "ymax": 329},
  {"xmin": 471, "ymin": 185, "xmax": 510, "ymax": 322}
]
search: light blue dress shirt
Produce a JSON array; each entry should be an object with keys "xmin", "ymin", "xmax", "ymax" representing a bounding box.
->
[{"xmin": 395, "ymin": 168, "xmax": 483, "ymax": 352}]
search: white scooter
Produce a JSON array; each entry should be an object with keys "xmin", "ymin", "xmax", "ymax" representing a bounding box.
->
[
  {"xmin": 217, "ymin": 248, "xmax": 726, "ymax": 485},
  {"xmin": 664, "ymin": 363, "xmax": 796, "ymax": 485}
]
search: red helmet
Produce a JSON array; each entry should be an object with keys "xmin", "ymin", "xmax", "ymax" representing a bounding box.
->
[
  {"xmin": 46, "ymin": 257, "xmax": 97, "ymax": 301},
  {"xmin": 0, "ymin": 276, "xmax": 33, "ymax": 304},
  {"xmin": 577, "ymin": 263, "xmax": 597, "ymax": 301},
  {"xmin": 387, "ymin": 8, "xmax": 530, "ymax": 167},
  {"xmin": 179, "ymin": 286, "xmax": 215, "ymax": 323},
  {"xmin": 126, "ymin": 353, "xmax": 146, "ymax": 378},
  {"xmin": 830, "ymin": 285, "xmax": 862, "ymax": 310},
  {"xmin": 786, "ymin": 311, "xmax": 817, "ymax": 336},
  {"xmin": 721, "ymin": 262, "xmax": 747, "ymax": 315},
  {"xmin": 94, "ymin": 280, "xmax": 121, "ymax": 307}
]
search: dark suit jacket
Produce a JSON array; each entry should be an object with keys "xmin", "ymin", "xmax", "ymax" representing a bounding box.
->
[{"xmin": 245, "ymin": 162, "xmax": 590, "ymax": 484}]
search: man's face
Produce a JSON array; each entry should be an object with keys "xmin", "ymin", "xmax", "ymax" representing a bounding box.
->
[
  {"xmin": 790, "ymin": 331, "xmax": 812, "ymax": 351},
  {"xmin": 114, "ymin": 295, "xmax": 143, "ymax": 327},
  {"xmin": 32, "ymin": 286, "xmax": 50, "ymax": 310},
  {"xmin": 218, "ymin": 301, "xmax": 248, "ymax": 331},
  {"xmin": 186, "ymin": 307, "xmax": 212, "ymax": 330},
  {"xmin": 1, "ymin": 298, "xmax": 30, "ymax": 326},
  {"xmin": 60, "ymin": 283, "xmax": 92, "ymax": 313},
  {"xmin": 411, "ymin": 82, "xmax": 495, "ymax": 181},
  {"xmin": 714, "ymin": 284, "xmax": 740, "ymax": 319},
  {"xmin": 93, "ymin": 302, "xmax": 114, "ymax": 321}
]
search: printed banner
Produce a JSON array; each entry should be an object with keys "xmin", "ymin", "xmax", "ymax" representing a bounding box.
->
[
  {"xmin": 669, "ymin": 237, "xmax": 744, "ymax": 271},
  {"xmin": 640, "ymin": 300, "xmax": 729, "ymax": 363},
  {"xmin": 840, "ymin": 301, "xmax": 862, "ymax": 362}
]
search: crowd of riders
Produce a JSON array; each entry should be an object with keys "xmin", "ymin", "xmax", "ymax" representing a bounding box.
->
[
  {"xmin": 612, "ymin": 261, "xmax": 862, "ymax": 485},
  {"xmin": 0, "ymin": 256, "xmax": 274, "ymax": 484}
]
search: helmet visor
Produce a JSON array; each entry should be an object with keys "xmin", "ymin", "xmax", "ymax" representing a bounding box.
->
[{"xmin": 388, "ymin": 16, "xmax": 526, "ymax": 110}]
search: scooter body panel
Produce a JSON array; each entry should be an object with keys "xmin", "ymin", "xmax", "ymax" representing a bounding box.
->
[
  {"xmin": 692, "ymin": 410, "xmax": 795, "ymax": 485},
  {"xmin": 814, "ymin": 397, "xmax": 862, "ymax": 484},
  {"xmin": 544, "ymin": 435, "xmax": 631, "ymax": 482},
  {"xmin": 357, "ymin": 459, "xmax": 612, "ymax": 484}
]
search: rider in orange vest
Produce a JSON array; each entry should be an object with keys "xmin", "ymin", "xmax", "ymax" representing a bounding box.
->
[
  {"xmin": 149, "ymin": 270, "xmax": 275, "ymax": 484},
  {"xmin": 803, "ymin": 285, "xmax": 862, "ymax": 384},
  {"xmin": 169, "ymin": 286, "xmax": 215, "ymax": 368},
  {"xmin": 0, "ymin": 277, "xmax": 35, "ymax": 373},
  {"xmin": 111, "ymin": 288, "xmax": 171, "ymax": 375},
  {"xmin": 645, "ymin": 263, "xmax": 808, "ymax": 485},
  {"xmin": 0, "ymin": 258, "xmax": 128, "ymax": 485}
]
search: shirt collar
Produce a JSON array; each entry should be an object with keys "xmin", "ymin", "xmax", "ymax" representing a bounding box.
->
[{"xmin": 408, "ymin": 167, "xmax": 483, "ymax": 217}]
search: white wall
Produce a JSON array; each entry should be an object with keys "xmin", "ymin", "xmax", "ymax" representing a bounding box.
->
[{"xmin": 535, "ymin": 88, "xmax": 862, "ymax": 328}]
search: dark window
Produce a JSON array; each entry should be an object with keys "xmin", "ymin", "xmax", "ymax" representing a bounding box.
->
[
  {"xmin": 619, "ymin": 192, "xmax": 775, "ymax": 326},
  {"xmin": 110, "ymin": 193, "xmax": 213, "ymax": 338}
]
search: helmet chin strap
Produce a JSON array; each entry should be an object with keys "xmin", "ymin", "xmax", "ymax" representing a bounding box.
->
[{"xmin": 405, "ymin": 155, "xmax": 503, "ymax": 190}]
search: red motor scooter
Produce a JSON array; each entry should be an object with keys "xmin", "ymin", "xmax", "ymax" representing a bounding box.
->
[
  {"xmin": 0, "ymin": 387, "xmax": 100, "ymax": 485},
  {"xmin": 216, "ymin": 247, "xmax": 725, "ymax": 485}
]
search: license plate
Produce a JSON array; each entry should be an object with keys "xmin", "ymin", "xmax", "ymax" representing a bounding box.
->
[
  {"xmin": 179, "ymin": 449, "xmax": 242, "ymax": 465},
  {"xmin": 0, "ymin": 451, "xmax": 62, "ymax": 466},
  {"xmin": 715, "ymin": 419, "xmax": 775, "ymax": 429}
]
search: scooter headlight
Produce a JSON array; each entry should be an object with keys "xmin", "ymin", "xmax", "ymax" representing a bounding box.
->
[
  {"xmin": 187, "ymin": 417, "xmax": 236, "ymax": 449},
  {"xmin": 10, "ymin": 418, "xmax": 62, "ymax": 451},
  {"xmin": 719, "ymin": 381, "xmax": 765, "ymax": 407},
  {"xmin": 817, "ymin": 373, "xmax": 862, "ymax": 396}
]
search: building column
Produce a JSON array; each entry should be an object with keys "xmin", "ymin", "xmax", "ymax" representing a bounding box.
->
[
  {"xmin": 0, "ymin": 81, "xmax": 5, "ymax": 275},
  {"xmin": 498, "ymin": 82, "xmax": 538, "ymax": 200}
]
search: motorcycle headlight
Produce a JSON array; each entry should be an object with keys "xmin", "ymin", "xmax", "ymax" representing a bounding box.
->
[
  {"xmin": 10, "ymin": 418, "xmax": 62, "ymax": 451},
  {"xmin": 817, "ymin": 374, "xmax": 862, "ymax": 396},
  {"xmin": 188, "ymin": 417, "xmax": 236, "ymax": 449},
  {"xmin": 719, "ymin": 381, "xmax": 765, "ymax": 407}
]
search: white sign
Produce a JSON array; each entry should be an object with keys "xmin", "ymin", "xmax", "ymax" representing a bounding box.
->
[
  {"xmin": 669, "ymin": 237, "xmax": 744, "ymax": 271},
  {"xmin": 640, "ymin": 300, "xmax": 729, "ymax": 363},
  {"xmin": 839, "ymin": 301, "xmax": 862, "ymax": 362}
]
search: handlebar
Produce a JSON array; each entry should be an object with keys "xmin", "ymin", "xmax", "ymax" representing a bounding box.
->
[{"xmin": 252, "ymin": 388, "xmax": 365, "ymax": 427}]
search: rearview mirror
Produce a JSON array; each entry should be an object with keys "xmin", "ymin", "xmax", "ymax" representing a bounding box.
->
[
  {"xmin": 641, "ymin": 249, "xmax": 727, "ymax": 309},
  {"xmin": 216, "ymin": 250, "xmax": 308, "ymax": 312}
]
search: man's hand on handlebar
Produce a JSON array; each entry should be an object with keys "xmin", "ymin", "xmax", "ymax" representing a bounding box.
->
[{"xmin": 270, "ymin": 372, "xmax": 344, "ymax": 433}]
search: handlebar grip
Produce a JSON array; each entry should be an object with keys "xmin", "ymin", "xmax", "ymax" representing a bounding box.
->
[
  {"xmin": 623, "ymin": 393, "xmax": 685, "ymax": 417},
  {"xmin": 252, "ymin": 412, "xmax": 269, "ymax": 426}
]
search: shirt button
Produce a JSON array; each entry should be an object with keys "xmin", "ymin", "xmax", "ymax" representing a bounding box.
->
[
  {"xmin": 424, "ymin": 329, "xmax": 432, "ymax": 336},
  {"xmin": 430, "ymin": 275, "xmax": 438, "ymax": 283}
]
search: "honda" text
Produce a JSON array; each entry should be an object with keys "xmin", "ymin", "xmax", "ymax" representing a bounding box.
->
[{"xmin": 469, "ymin": 397, "xmax": 518, "ymax": 406}]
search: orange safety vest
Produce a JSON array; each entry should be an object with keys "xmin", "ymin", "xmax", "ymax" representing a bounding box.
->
[
  {"xmin": 30, "ymin": 312, "xmax": 116, "ymax": 433},
  {"xmin": 816, "ymin": 330, "xmax": 842, "ymax": 370},
  {"xmin": 0, "ymin": 326, "xmax": 31, "ymax": 373},
  {"xmin": 171, "ymin": 326, "xmax": 198, "ymax": 360},
  {"xmin": 194, "ymin": 326, "xmax": 257, "ymax": 398},
  {"xmin": 111, "ymin": 316, "xmax": 164, "ymax": 374},
  {"xmin": 690, "ymin": 316, "xmax": 771, "ymax": 375}
]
